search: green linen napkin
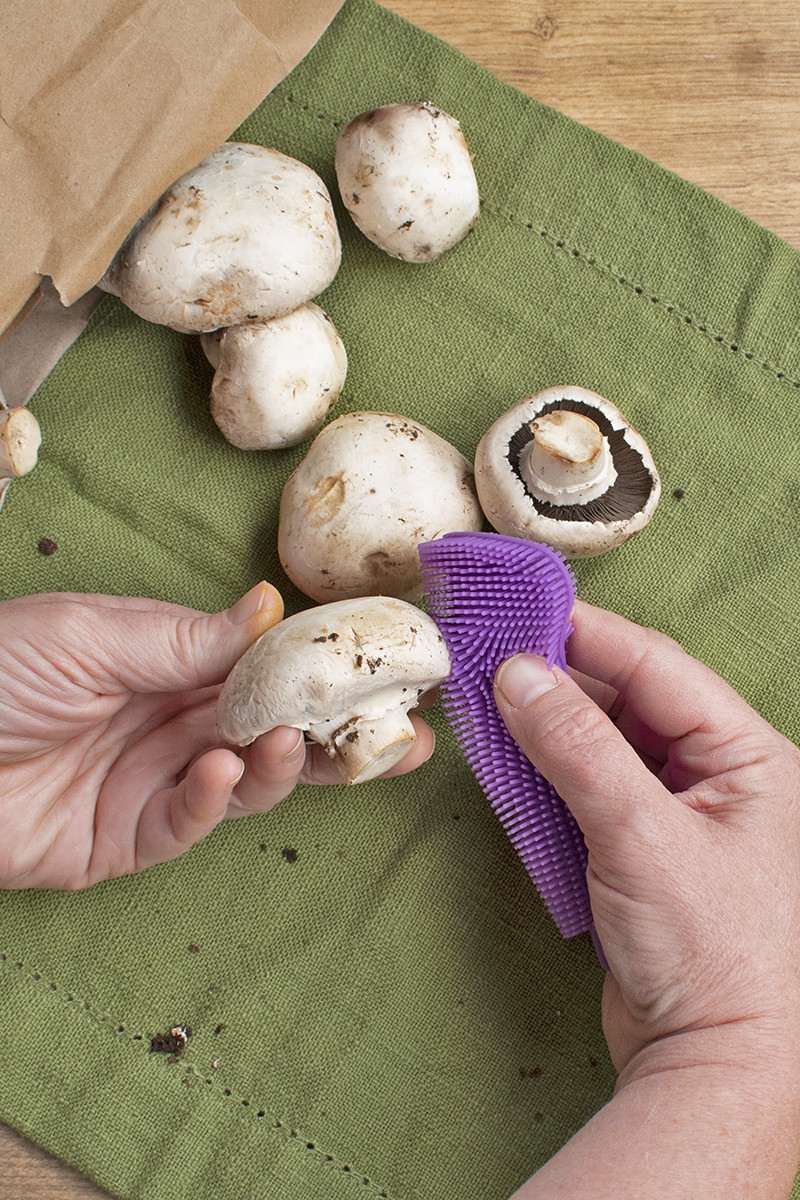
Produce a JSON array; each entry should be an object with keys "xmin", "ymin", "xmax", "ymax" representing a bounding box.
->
[{"xmin": 2, "ymin": 1, "xmax": 800, "ymax": 1196}]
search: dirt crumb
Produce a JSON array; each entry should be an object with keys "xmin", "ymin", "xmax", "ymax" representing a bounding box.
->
[{"xmin": 151, "ymin": 1025, "xmax": 192, "ymax": 1055}]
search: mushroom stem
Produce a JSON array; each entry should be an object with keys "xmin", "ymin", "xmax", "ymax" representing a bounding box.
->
[
  {"xmin": 217, "ymin": 595, "xmax": 450, "ymax": 785},
  {"xmin": 519, "ymin": 409, "xmax": 616, "ymax": 504},
  {"xmin": 0, "ymin": 405, "xmax": 42, "ymax": 477},
  {"xmin": 327, "ymin": 711, "xmax": 417, "ymax": 785}
]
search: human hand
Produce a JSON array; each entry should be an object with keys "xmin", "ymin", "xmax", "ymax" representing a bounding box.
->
[
  {"xmin": 0, "ymin": 585, "xmax": 434, "ymax": 890},
  {"xmin": 494, "ymin": 601, "xmax": 800, "ymax": 1081}
]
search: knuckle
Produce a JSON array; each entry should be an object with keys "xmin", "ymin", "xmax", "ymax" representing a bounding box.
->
[
  {"xmin": 620, "ymin": 626, "xmax": 683, "ymax": 683},
  {"xmin": 535, "ymin": 692, "xmax": 608, "ymax": 760}
]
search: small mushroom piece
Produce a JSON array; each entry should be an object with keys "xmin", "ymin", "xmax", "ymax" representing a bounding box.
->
[
  {"xmin": 334, "ymin": 102, "xmax": 480, "ymax": 262},
  {"xmin": 217, "ymin": 596, "xmax": 450, "ymax": 784},
  {"xmin": 199, "ymin": 303, "xmax": 347, "ymax": 450},
  {"xmin": 0, "ymin": 400, "xmax": 41, "ymax": 478},
  {"xmin": 100, "ymin": 143, "xmax": 341, "ymax": 333},
  {"xmin": 278, "ymin": 411, "xmax": 484, "ymax": 602},
  {"xmin": 474, "ymin": 386, "xmax": 661, "ymax": 558}
]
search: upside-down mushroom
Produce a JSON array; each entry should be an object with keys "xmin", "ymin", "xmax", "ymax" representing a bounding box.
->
[{"xmin": 474, "ymin": 385, "xmax": 661, "ymax": 557}]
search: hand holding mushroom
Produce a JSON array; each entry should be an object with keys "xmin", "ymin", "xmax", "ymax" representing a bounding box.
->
[
  {"xmin": 0, "ymin": 584, "xmax": 436, "ymax": 890},
  {"xmin": 218, "ymin": 596, "xmax": 450, "ymax": 784}
]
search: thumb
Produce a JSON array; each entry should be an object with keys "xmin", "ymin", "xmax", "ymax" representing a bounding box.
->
[
  {"xmin": 93, "ymin": 581, "xmax": 284, "ymax": 695},
  {"xmin": 493, "ymin": 654, "xmax": 663, "ymax": 846}
]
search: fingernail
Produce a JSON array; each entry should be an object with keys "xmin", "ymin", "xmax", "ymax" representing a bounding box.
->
[
  {"xmin": 419, "ymin": 730, "xmax": 436, "ymax": 768},
  {"xmin": 282, "ymin": 730, "xmax": 306, "ymax": 765},
  {"xmin": 496, "ymin": 654, "xmax": 557, "ymax": 708},
  {"xmin": 229, "ymin": 581, "xmax": 282, "ymax": 625},
  {"xmin": 227, "ymin": 759, "xmax": 245, "ymax": 788}
]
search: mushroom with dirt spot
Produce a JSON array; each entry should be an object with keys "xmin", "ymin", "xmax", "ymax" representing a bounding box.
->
[
  {"xmin": 334, "ymin": 102, "xmax": 480, "ymax": 262},
  {"xmin": 0, "ymin": 400, "xmax": 40, "ymax": 480},
  {"xmin": 474, "ymin": 385, "xmax": 661, "ymax": 558},
  {"xmin": 0, "ymin": 388, "xmax": 41, "ymax": 512},
  {"xmin": 199, "ymin": 302, "xmax": 347, "ymax": 450},
  {"xmin": 278, "ymin": 410, "xmax": 485, "ymax": 602},
  {"xmin": 217, "ymin": 595, "xmax": 450, "ymax": 784},
  {"xmin": 100, "ymin": 143, "xmax": 341, "ymax": 333}
]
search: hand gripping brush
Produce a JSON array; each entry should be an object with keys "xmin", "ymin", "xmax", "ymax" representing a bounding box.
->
[{"xmin": 418, "ymin": 530, "xmax": 596, "ymax": 945}]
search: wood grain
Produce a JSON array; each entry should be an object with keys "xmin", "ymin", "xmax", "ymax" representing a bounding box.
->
[
  {"xmin": 387, "ymin": 0, "xmax": 800, "ymax": 248},
  {"xmin": 2, "ymin": 2, "xmax": 798, "ymax": 1197}
]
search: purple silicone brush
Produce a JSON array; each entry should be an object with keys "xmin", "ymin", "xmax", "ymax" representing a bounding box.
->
[{"xmin": 418, "ymin": 530, "xmax": 593, "ymax": 941}]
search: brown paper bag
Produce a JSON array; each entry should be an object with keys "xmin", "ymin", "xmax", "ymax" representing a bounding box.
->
[{"xmin": 0, "ymin": 0, "xmax": 344, "ymax": 337}]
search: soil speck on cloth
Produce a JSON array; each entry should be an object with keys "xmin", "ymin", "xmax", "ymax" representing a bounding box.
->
[{"xmin": 150, "ymin": 1025, "xmax": 192, "ymax": 1055}]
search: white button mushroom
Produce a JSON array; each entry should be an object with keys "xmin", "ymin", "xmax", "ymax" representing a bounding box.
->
[
  {"xmin": 474, "ymin": 386, "xmax": 661, "ymax": 558},
  {"xmin": 334, "ymin": 102, "xmax": 480, "ymax": 262},
  {"xmin": 217, "ymin": 596, "xmax": 450, "ymax": 784},
  {"xmin": 199, "ymin": 303, "xmax": 347, "ymax": 450},
  {"xmin": 0, "ymin": 390, "xmax": 41, "ymax": 479},
  {"xmin": 100, "ymin": 143, "xmax": 342, "ymax": 333},
  {"xmin": 277, "ymin": 410, "xmax": 485, "ymax": 602}
]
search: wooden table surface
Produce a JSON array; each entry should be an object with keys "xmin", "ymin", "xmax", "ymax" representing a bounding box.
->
[{"xmin": 2, "ymin": 2, "xmax": 799, "ymax": 1197}]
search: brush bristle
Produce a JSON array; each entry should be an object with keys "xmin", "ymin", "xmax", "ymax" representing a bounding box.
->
[{"xmin": 418, "ymin": 531, "xmax": 592, "ymax": 939}]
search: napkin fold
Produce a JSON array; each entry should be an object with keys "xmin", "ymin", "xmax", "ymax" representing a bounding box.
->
[{"xmin": 1, "ymin": 1, "xmax": 799, "ymax": 1197}]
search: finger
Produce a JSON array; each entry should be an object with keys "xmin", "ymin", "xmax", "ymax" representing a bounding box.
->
[
  {"xmin": 566, "ymin": 665, "xmax": 618, "ymax": 715},
  {"xmin": 229, "ymin": 713, "xmax": 436, "ymax": 796},
  {"xmin": 297, "ymin": 713, "xmax": 436, "ymax": 785},
  {"xmin": 493, "ymin": 653, "xmax": 671, "ymax": 845},
  {"xmin": 226, "ymin": 726, "xmax": 307, "ymax": 816},
  {"xmin": 134, "ymin": 748, "xmax": 244, "ymax": 871},
  {"xmin": 566, "ymin": 601, "xmax": 759, "ymax": 746},
  {"xmin": 4, "ymin": 591, "xmax": 204, "ymax": 617},
  {"xmin": 565, "ymin": 665, "xmax": 666, "ymax": 775},
  {"xmin": 89, "ymin": 696, "xmax": 228, "ymax": 878},
  {"xmin": 83, "ymin": 581, "xmax": 284, "ymax": 695}
]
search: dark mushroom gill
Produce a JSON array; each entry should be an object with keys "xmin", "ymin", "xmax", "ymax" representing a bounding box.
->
[{"xmin": 506, "ymin": 397, "xmax": 656, "ymax": 523}]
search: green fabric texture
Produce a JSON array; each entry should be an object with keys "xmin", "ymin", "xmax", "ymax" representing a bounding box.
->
[{"xmin": 2, "ymin": 0, "xmax": 800, "ymax": 1196}]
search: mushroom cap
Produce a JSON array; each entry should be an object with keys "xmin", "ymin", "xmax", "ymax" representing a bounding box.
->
[
  {"xmin": 278, "ymin": 411, "xmax": 484, "ymax": 602},
  {"xmin": 100, "ymin": 143, "xmax": 342, "ymax": 333},
  {"xmin": 200, "ymin": 303, "xmax": 347, "ymax": 450},
  {"xmin": 334, "ymin": 102, "xmax": 480, "ymax": 262},
  {"xmin": 474, "ymin": 386, "xmax": 661, "ymax": 558},
  {"xmin": 0, "ymin": 405, "xmax": 41, "ymax": 478},
  {"xmin": 217, "ymin": 596, "xmax": 451, "ymax": 783}
]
